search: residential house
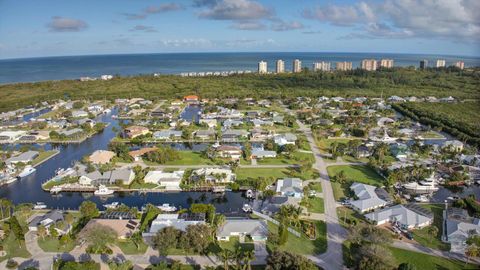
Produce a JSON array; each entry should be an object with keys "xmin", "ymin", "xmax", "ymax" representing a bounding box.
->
[
  {"xmin": 80, "ymin": 219, "xmax": 139, "ymax": 240},
  {"xmin": 195, "ymin": 130, "xmax": 216, "ymax": 140},
  {"xmin": 143, "ymin": 170, "xmax": 184, "ymax": 190},
  {"xmin": 250, "ymin": 128, "xmax": 272, "ymax": 141},
  {"xmin": 349, "ymin": 183, "xmax": 389, "ymax": 213},
  {"xmin": 72, "ymin": 110, "xmax": 88, "ymax": 118},
  {"xmin": 153, "ymin": 130, "xmax": 182, "ymax": 140},
  {"xmin": 274, "ymin": 133, "xmax": 297, "ymax": 147},
  {"xmin": 222, "ymin": 119, "xmax": 243, "ymax": 128},
  {"xmin": 213, "ymin": 144, "xmax": 243, "ymax": 160},
  {"xmin": 276, "ymin": 178, "xmax": 303, "ymax": 198},
  {"xmin": 251, "ymin": 119, "xmax": 273, "ymax": 127},
  {"xmin": 199, "ymin": 119, "xmax": 217, "ymax": 128},
  {"xmin": 59, "ymin": 128, "xmax": 83, "ymax": 137},
  {"xmin": 143, "ymin": 213, "xmax": 206, "ymax": 237},
  {"xmin": 28, "ymin": 210, "xmax": 70, "ymax": 235},
  {"xmin": 183, "ymin": 95, "xmax": 199, "ymax": 103},
  {"xmin": 251, "ymin": 145, "xmax": 277, "ymax": 159},
  {"xmin": 125, "ymin": 126, "xmax": 150, "ymax": 139},
  {"xmin": 364, "ymin": 204, "xmax": 433, "ymax": 229},
  {"xmin": 0, "ymin": 131, "xmax": 27, "ymax": 142},
  {"xmin": 88, "ymin": 150, "xmax": 115, "ymax": 165},
  {"xmin": 79, "ymin": 168, "xmax": 135, "ymax": 186},
  {"xmin": 6, "ymin": 151, "xmax": 39, "ymax": 165},
  {"xmin": 128, "ymin": 147, "xmax": 157, "ymax": 161},
  {"xmin": 217, "ymin": 219, "xmax": 268, "ymax": 241},
  {"xmin": 191, "ymin": 167, "xmax": 235, "ymax": 183},
  {"xmin": 443, "ymin": 140, "xmax": 464, "ymax": 152},
  {"xmin": 222, "ymin": 129, "xmax": 248, "ymax": 142},
  {"xmin": 443, "ymin": 208, "xmax": 480, "ymax": 254}
]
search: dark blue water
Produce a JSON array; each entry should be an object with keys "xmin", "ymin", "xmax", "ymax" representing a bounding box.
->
[
  {"xmin": 0, "ymin": 109, "xmax": 247, "ymax": 212},
  {"xmin": 1, "ymin": 52, "xmax": 479, "ymax": 84}
]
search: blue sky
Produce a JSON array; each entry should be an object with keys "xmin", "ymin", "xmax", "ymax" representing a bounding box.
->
[{"xmin": 0, "ymin": 0, "xmax": 479, "ymax": 59}]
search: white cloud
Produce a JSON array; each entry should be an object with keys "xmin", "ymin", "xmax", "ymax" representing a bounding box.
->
[
  {"xmin": 198, "ymin": 0, "xmax": 273, "ymax": 20},
  {"xmin": 230, "ymin": 21, "xmax": 266, "ymax": 30},
  {"xmin": 271, "ymin": 20, "xmax": 304, "ymax": 32}
]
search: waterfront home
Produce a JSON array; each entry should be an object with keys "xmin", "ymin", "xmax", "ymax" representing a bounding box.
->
[
  {"xmin": 250, "ymin": 128, "xmax": 272, "ymax": 141},
  {"xmin": 80, "ymin": 219, "xmax": 139, "ymax": 240},
  {"xmin": 150, "ymin": 109, "xmax": 168, "ymax": 119},
  {"xmin": 364, "ymin": 204, "xmax": 433, "ymax": 229},
  {"xmin": 125, "ymin": 126, "xmax": 150, "ymax": 139},
  {"xmin": 443, "ymin": 208, "xmax": 480, "ymax": 254},
  {"xmin": 221, "ymin": 129, "xmax": 249, "ymax": 142},
  {"xmin": 79, "ymin": 168, "xmax": 135, "ymax": 186},
  {"xmin": 143, "ymin": 213, "xmax": 206, "ymax": 237},
  {"xmin": 72, "ymin": 110, "xmax": 88, "ymax": 118},
  {"xmin": 143, "ymin": 170, "xmax": 184, "ymax": 190},
  {"xmin": 274, "ymin": 133, "xmax": 297, "ymax": 147},
  {"xmin": 199, "ymin": 118, "xmax": 217, "ymax": 128},
  {"xmin": 128, "ymin": 147, "xmax": 157, "ymax": 161},
  {"xmin": 191, "ymin": 167, "xmax": 235, "ymax": 183},
  {"xmin": 59, "ymin": 128, "xmax": 83, "ymax": 137},
  {"xmin": 183, "ymin": 95, "xmax": 199, "ymax": 103},
  {"xmin": 212, "ymin": 144, "xmax": 243, "ymax": 160},
  {"xmin": 443, "ymin": 140, "xmax": 464, "ymax": 152},
  {"xmin": 261, "ymin": 196, "xmax": 300, "ymax": 215},
  {"xmin": 349, "ymin": 183, "xmax": 389, "ymax": 213},
  {"xmin": 217, "ymin": 219, "xmax": 268, "ymax": 241},
  {"xmin": 195, "ymin": 130, "xmax": 216, "ymax": 140},
  {"xmin": 88, "ymin": 150, "xmax": 115, "ymax": 165},
  {"xmin": 356, "ymin": 145, "xmax": 372, "ymax": 158},
  {"xmin": 28, "ymin": 210, "xmax": 70, "ymax": 235},
  {"xmin": 0, "ymin": 131, "xmax": 27, "ymax": 142},
  {"xmin": 74, "ymin": 118, "xmax": 96, "ymax": 127},
  {"xmin": 87, "ymin": 104, "xmax": 104, "ymax": 114},
  {"xmin": 387, "ymin": 96, "xmax": 406, "ymax": 103},
  {"xmin": 276, "ymin": 178, "xmax": 303, "ymax": 198},
  {"xmin": 153, "ymin": 130, "xmax": 182, "ymax": 140},
  {"xmin": 6, "ymin": 151, "xmax": 39, "ymax": 165}
]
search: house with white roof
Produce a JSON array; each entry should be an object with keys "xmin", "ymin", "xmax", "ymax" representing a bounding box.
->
[
  {"xmin": 0, "ymin": 131, "xmax": 27, "ymax": 142},
  {"xmin": 144, "ymin": 170, "xmax": 184, "ymax": 190},
  {"xmin": 365, "ymin": 204, "xmax": 432, "ymax": 229},
  {"xmin": 217, "ymin": 219, "xmax": 268, "ymax": 242},
  {"xmin": 276, "ymin": 178, "xmax": 303, "ymax": 198},
  {"xmin": 443, "ymin": 140, "xmax": 464, "ymax": 152},
  {"xmin": 191, "ymin": 167, "xmax": 235, "ymax": 183},
  {"xmin": 143, "ymin": 213, "xmax": 206, "ymax": 237},
  {"xmin": 274, "ymin": 133, "xmax": 297, "ymax": 147},
  {"xmin": 349, "ymin": 183, "xmax": 389, "ymax": 213},
  {"xmin": 443, "ymin": 208, "xmax": 480, "ymax": 254}
]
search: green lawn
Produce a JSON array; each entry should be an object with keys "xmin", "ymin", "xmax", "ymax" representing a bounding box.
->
[
  {"xmin": 217, "ymin": 236, "xmax": 254, "ymax": 253},
  {"xmin": 236, "ymin": 168, "xmax": 290, "ymax": 180},
  {"xmin": 316, "ymin": 138, "xmax": 352, "ymax": 153},
  {"xmin": 0, "ymin": 234, "xmax": 31, "ymax": 262},
  {"xmin": 337, "ymin": 206, "xmax": 366, "ymax": 227},
  {"xmin": 129, "ymin": 182, "xmax": 160, "ymax": 189},
  {"xmin": 327, "ymin": 165, "xmax": 385, "ymax": 200},
  {"xmin": 145, "ymin": 151, "xmax": 214, "ymax": 166},
  {"xmin": 31, "ymin": 150, "xmax": 59, "ymax": 166},
  {"xmin": 304, "ymin": 197, "xmax": 325, "ymax": 214},
  {"xmin": 267, "ymin": 220, "xmax": 327, "ymax": 255},
  {"xmin": 37, "ymin": 236, "xmax": 76, "ymax": 252},
  {"xmin": 116, "ymin": 239, "xmax": 148, "ymax": 254},
  {"xmin": 257, "ymin": 151, "xmax": 314, "ymax": 165},
  {"xmin": 389, "ymin": 247, "xmax": 478, "ymax": 270},
  {"xmin": 307, "ymin": 182, "xmax": 322, "ymax": 193},
  {"xmin": 412, "ymin": 204, "xmax": 450, "ymax": 251},
  {"xmin": 42, "ymin": 176, "xmax": 78, "ymax": 190}
]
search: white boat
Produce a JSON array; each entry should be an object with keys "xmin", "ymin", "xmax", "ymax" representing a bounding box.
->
[
  {"xmin": 242, "ymin": 204, "xmax": 253, "ymax": 213},
  {"xmin": 33, "ymin": 202, "xmax": 47, "ymax": 210},
  {"xmin": 403, "ymin": 172, "xmax": 439, "ymax": 193},
  {"xmin": 245, "ymin": 189, "xmax": 254, "ymax": 199},
  {"xmin": 372, "ymin": 129, "xmax": 397, "ymax": 143},
  {"xmin": 94, "ymin": 185, "xmax": 115, "ymax": 196},
  {"xmin": 157, "ymin": 203, "xmax": 177, "ymax": 212},
  {"xmin": 414, "ymin": 195, "xmax": 429, "ymax": 202},
  {"xmin": 18, "ymin": 166, "xmax": 36, "ymax": 178},
  {"xmin": 103, "ymin": 202, "xmax": 120, "ymax": 209},
  {"xmin": 50, "ymin": 186, "xmax": 62, "ymax": 194}
]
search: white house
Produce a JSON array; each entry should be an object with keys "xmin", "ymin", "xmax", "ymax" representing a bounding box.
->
[
  {"xmin": 349, "ymin": 183, "xmax": 389, "ymax": 213},
  {"xmin": 443, "ymin": 140, "xmax": 464, "ymax": 152},
  {"xmin": 365, "ymin": 205, "xmax": 432, "ymax": 229},
  {"xmin": 143, "ymin": 213, "xmax": 206, "ymax": 237},
  {"xmin": 443, "ymin": 208, "xmax": 480, "ymax": 254},
  {"xmin": 0, "ymin": 131, "xmax": 27, "ymax": 142},
  {"xmin": 192, "ymin": 167, "xmax": 235, "ymax": 183},
  {"xmin": 274, "ymin": 133, "xmax": 297, "ymax": 146},
  {"xmin": 217, "ymin": 219, "xmax": 268, "ymax": 241},
  {"xmin": 144, "ymin": 170, "xmax": 184, "ymax": 190},
  {"xmin": 276, "ymin": 178, "xmax": 303, "ymax": 198}
]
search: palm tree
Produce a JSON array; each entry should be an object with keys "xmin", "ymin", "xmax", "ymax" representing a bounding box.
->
[
  {"xmin": 427, "ymin": 226, "xmax": 439, "ymax": 243},
  {"xmin": 37, "ymin": 224, "xmax": 47, "ymax": 240},
  {"xmin": 242, "ymin": 250, "xmax": 255, "ymax": 270},
  {"xmin": 218, "ymin": 248, "xmax": 232, "ymax": 270},
  {"xmin": 465, "ymin": 244, "xmax": 479, "ymax": 266}
]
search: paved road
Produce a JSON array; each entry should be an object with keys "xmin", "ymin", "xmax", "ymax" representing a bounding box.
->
[{"xmin": 296, "ymin": 120, "xmax": 347, "ymax": 270}]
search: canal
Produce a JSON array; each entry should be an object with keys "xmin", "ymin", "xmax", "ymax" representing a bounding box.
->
[{"xmin": 0, "ymin": 108, "xmax": 247, "ymax": 212}]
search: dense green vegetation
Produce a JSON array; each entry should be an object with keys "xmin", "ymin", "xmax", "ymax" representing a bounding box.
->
[
  {"xmin": 1, "ymin": 68, "xmax": 478, "ymax": 112},
  {"xmin": 394, "ymin": 102, "xmax": 480, "ymax": 146}
]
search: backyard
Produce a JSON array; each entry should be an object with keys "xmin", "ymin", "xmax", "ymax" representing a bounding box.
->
[
  {"xmin": 327, "ymin": 165, "xmax": 385, "ymax": 200},
  {"xmin": 267, "ymin": 220, "xmax": 327, "ymax": 255},
  {"xmin": 412, "ymin": 204, "xmax": 450, "ymax": 251}
]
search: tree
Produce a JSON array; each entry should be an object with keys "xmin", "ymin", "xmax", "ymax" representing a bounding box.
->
[
  {"xmin": 0, "ymin": 198, "xmax": 13, "ymax": 219},
  {"xmin": 130, "ymin": 232, "xmax": 144, "ymax": 251},
  {"xmin": 83, "ymin": 224, "xmax": 117, "ymax": 253},
  {"xmin": 465, "ymin": 244, "xmax": 480, "ymax": 265},
  {"xmin": 218, "ymin": 248, "xmax": 233, "ymax": 270},
  {"xmin": 265, "ymin": 251, "xmax": 317, "ymax": 270},
  {"xmin": 243, "ymin": 250, "xmax": 255, "ymax": 270},
  {"xmin": 398, "ymin": 262, "xmax": 417, "ymax": 270},
  {"xmin": 108, "ymin": 260, "xmax": 133, "ymax": 270},
  {"xmin": 153, "ymin": 226, "xmax": 179, "ymax": 255},
  {"xmin": 49, "ymin": 224, "xmax": 58, "ymax": 238},
  {"xmin": 79, "ymin": 201, "xmax": 99, "ymax": 220},
  {"xmin": 335, "ymin": 170, "xmax": 347, "ymax": 185},
  {"xmin": 65, "ymin": 212, "xmax": 74, "ymax": 226},
  {"xmin": 59, "ymin": 234, "xmax": 72, "ymax": 248},
  {"xmin": 185, "ymin": 224, "xmax": 212, "ymax": 253},
  {"xmin": 427, "ymin": 226, "xmax": 439, "ymax": 243},
  {"xmin": 37, "ymin": 224, "xmax": 47, "ymax": 240}
]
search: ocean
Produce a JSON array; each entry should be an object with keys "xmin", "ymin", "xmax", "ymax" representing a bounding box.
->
[{"xmin": 0, "ymin": 52, "xmax": 479, "ymax": 84}]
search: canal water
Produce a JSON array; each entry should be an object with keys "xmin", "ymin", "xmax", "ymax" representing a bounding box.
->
[{"xmin": 0, "ymin": 108, "xmax": 247, "ymax": 212}]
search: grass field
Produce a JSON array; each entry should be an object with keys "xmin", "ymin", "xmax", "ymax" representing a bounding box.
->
[
  {"xmin": 236, "ymin": 166, "xmax": 318, "ymax": 181},
  {"xmin": 145, "ymin": 151, "xmax": 214, "ymax": 165},
  {"xmin": 116, "ymin": 239, "xmax": 148, "ymax": 254},
  {"xmin": 315, "ymin": 138, "xmax": 352, "ymax": 153},
  {"xmin": 31, "ymin": 150, "xmax": 59, "ymax": 166},
  {"xmin": 0, "ymin": 234, "xmax": 31, "ymax": 262},
  {"xmin": 217, "ymin": 236, "xmax": 254, "ymax": 253},
  {"xmin": 37, "ymin": 236, "xmax": 76, "ymax": 253},
  {"xmin": 327, "ymin": 165, "xmax": 385, "ymax": 200},
  {"xmin": 304, "ymin": 197, "xmax": 325, "ymax": 214},
  {"xmin": 412, "ymin": 204, "xmax": 450, "ymax": 251},
  {"xmin": 267, "ymin": 220, "xmax": 327, "ymax": 255},
  {"xmin": 389, "ymin": 247, "xmax": 478, "ymax": 270},
  {"xmin": 257, "ymin": 151, "xmax": 315, "ymax": 165}
]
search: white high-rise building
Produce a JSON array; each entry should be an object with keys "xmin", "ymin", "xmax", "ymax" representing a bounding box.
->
[
  {"xmin": 379, "ymin": 59, "xmax": 394, "ymax": 68},
  {"xmin": 313, "ymin": 61, "xmax": 331, "ymax": 72},
  {"xmin": 454, "ymin": 61, "xmax": 465, "ymax": 70},
  {"xmin": 436, "ymin": 59, "xmax": 446, "ymax": 68},
  {"xmin": 361, "ymin": 59, "xmax": 377, "ymax": 71},
  {"xmin": 258, "ymin": 61, "xmax": 267, "ymax": 74},
  {"xmin": 276, "ymin": 60, "xmax": 285, "ymax": 73},
  {"xmin": 293, "ymin": 59, "xmax": 302, "ymax": 73},
  {"xmin": 336, "ymin": 62, "xmax": 353, "ymax": 71}
]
